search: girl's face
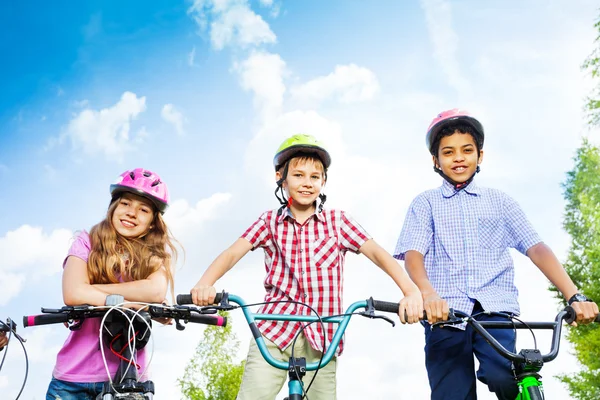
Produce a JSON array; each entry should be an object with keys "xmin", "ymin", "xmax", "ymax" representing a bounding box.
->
[
  {"xmin": 434, "ymin": 131, "xmax": 483, "ymax": 183},
  {"xmin": 111, "ymin": 193, "xmax": 155, "ymax": 238}
]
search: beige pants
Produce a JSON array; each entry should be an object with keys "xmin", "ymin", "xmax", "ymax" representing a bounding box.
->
[{"xmin": 237, "ymin": 334, "xmax": 337, "ymax": 400}]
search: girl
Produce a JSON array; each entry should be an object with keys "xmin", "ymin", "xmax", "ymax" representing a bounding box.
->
[{"xmin": 46, "ymin": 168, "xmax": 179, "ymax": 400}]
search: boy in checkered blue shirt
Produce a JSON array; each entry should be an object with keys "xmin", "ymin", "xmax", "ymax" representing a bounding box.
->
[
  {"xmin": 189, "ymin": 134, "xmax": 423, "ymax": 400},
  {"xmin": 394, "ymin": 109, "xmax": 599, "ymax": 400}
]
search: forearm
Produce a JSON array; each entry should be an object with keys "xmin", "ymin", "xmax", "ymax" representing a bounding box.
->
[
  {"xmin": 63, "ymin": 283, "xmax": 111, "ymax": 307},
  {"xmin": 196, "ymin": 244, "xmax": 245, "ymax": 286},
  {"xmin": 93, "ymin": 279, "xmax": 167, "ymax": 304},
  {"xmin": 377, "ymin": 253, "xmax": 420, "ymax": 295},
  {"xmin": 527, "ymin": 242, "xmax": 578, "ymax": 300},
  {"xmin": 404, "ymin": 250, "xmax": 437, "ymax": 296}
]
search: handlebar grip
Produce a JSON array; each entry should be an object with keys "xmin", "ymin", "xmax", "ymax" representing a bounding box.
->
[
  {"xmin": 176, "ymin": 292, "xmax": 224, "ymax": 305},
  {"xmin": 187, "ymin": 313, "xmax": 227, "ymax": 327},
  {"xmin": 372, "ymin": 300, "xmax": 399, "ymax": 314},
  {"xmin": 23, "ymin": 313, "xmax": 69, "ymax": 327}
]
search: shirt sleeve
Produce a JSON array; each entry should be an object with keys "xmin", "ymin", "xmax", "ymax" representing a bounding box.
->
[
  {"xmin": 241, "ymin": 212, "xmax": 271, "ymax": 250},
  {"xmin": 503, "ymin": 195, "xmax": 542, "ymax": 255},
  {"xmin": 393, "ymin": 195, "xmax": 433, "ymax": 260},
  {"xmin": 338, "ymin": 211, "xmax": 371, "ymax": 254},
  {"xmin": 63, "ymin": 231, "xmax": 92, "ymax": 268}
]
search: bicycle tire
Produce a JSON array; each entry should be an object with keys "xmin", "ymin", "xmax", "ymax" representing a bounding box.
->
[{"xmin": 526, "ymin": 386, "xmax": 545, "ymax": 400}]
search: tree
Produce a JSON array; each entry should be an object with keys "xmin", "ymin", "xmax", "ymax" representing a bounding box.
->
[
  {"xmin": 582, "ymin": 17, "xmax": 600, "ymax": 126},
  {"xmin": 555, "ymin": 13, "xmax": 600, "ymax": 398},
  {"xmin": 178, "ymin": 311, "xmax": 245, "ymax": 400},
  {"xmin": 558, "ymin": 140, "xmax": 600, "ymax": 399}
]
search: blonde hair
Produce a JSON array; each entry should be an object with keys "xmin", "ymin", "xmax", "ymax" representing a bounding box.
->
[{"xmin": 87, "ymin": 196, "xmax": 178, "ymax": 301}]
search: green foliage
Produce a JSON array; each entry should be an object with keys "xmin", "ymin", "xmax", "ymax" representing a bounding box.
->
[
  {"xmin": 558, "ymin": 141, "xmax": 600, "ymax": 399},
  {"xmin": 583, "ymin": 17, "xmax": 600, "ymax": 126},
  {"xmin": 178, "ymin": 311, "xmax": 245, "ymax": 400}
]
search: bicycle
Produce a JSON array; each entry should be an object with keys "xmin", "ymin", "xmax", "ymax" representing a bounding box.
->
[
  {"xmin": 1, "ymin": 317, "xmax": 28, "ymax": 400},
  {"xmin": 23, "ymin": 300, "xmax": 226, "ymax": 399},
  {"xmin": 433, "ymin": 306, "xmax": 600, "ymax": 400},
  {"xmin": 177, "ymin": 292, "xmax": 403, "ymax": 400}
]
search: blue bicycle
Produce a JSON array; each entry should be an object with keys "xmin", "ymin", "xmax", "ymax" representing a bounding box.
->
[{"xmin": 177, "ymin": 292, "xmax": 402, "ymax": 400}]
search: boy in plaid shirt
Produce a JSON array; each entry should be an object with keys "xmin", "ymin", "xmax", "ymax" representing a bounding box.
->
[
  {"xmin": 190, "ymin": 134, "xmax": 423, "ymax": 400},
  {"xmin": 394, "ymin": 109, "xmax": 599, "ymax": 399}
]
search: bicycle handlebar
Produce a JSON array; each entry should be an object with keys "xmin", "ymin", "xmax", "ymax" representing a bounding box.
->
[
  {"xmin": 177, "ymin": 292, "xmax": 399, "ymax": 371},
  {"xmin": 438, "ymin": 307, "xmax": 600, "ymax": 364},
  {"xmin": 23, "ymin": 303, "xmax": 227, "ymax": 329}
]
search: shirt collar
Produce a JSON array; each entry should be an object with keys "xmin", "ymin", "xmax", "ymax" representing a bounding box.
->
[
  {"xmin": 440, "ymin": 179, "xmax": 481, "ymax": 198},
  {"xmin": 276, "ymin": 206, "xmax": 325, "ymax": 224}
]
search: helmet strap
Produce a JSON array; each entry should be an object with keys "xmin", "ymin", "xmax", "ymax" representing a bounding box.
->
[
  {"xmin": 275, "ymin": 162, "xmax": 290, "ymax": 216},
  {"xmin": 433, "ymin": 159, "xmax": 480, "ymax": 191}
]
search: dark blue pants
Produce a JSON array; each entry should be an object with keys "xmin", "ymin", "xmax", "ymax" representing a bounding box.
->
[{"xmin": 424, "ymin": 303, "xmax": 519, "ymax": 400}]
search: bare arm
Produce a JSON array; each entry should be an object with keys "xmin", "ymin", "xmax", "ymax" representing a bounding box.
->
[
  {"xmin": 190, "ymin": 238, "xmax": 253, "ymax": 305},
  {"xmin": 359, "ymin": 240, "xmax": 422, "ymax": 323},
  {"xmin": 62, "ymin": 256, "xmax": 112, "ymax": 306},
  {"xmin": 404, "ymin": 250, "xmax": 448, "ymax": 323},
  {"xmin": 527, "ymin": 243, "xmax": 577, "ymax": 299},
  {"xmin": 93, "ymin": 266, "xmax": 169, "ymax": 304},
  {"xmin": 527, "ymin": 242, "xmax": 598, "ymax": 324}
]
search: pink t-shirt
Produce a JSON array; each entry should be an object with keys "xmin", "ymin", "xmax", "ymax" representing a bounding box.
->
[{"xmin": 52, "ymin": 231, "xmax": 148, "ymax": 382}]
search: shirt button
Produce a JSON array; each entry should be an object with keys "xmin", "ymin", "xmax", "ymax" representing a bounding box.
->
[
  {"xmin": 303, "ymin": 294, "xmax": 307, "ymax": 298},
  {"xmin": 301, "ymin": 271, "xmax": 305, "ymax": 275},
  {"xmin": 300, "ymin": 248, "xmax": 304, "ymax": 253}
]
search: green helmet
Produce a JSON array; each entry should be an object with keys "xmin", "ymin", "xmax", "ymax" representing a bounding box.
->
[{"xmin": 273, "ymin": 134, "xmax": 331, "ymax": 171}]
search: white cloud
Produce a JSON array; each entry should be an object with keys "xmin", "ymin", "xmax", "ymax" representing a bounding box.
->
[
  {"xmin": 188, "ymin": 46, "xmax": 197, "ymax": 66},
  {"xmin": 58, "ymin": 91, "xmax": 147, "ymax": 162},
  {"xmin": 161, "ymin": 104, "xmax": 186, "ymax": 136},
  {"xmin": 290, "ymin": 64, "xmax": 380, "ymax": 107},
  {"xmin": 188, "ymin": 0, "xmax": 276, "ymax": 50},
  {"xmin": 165, "ymin": 193, "xmax": 233, "ymax": 238},
  {"xmin": 420, "ymin": 0, "xmax": 473, "ymax": 99},
  {"xmin": 0, "ymin": 225, "xmax": 73, "ymax": 305},
  {"xmin": 0, "ymin": 272, "xmax": 25, "ymax": 307},
  {"xmin": 235, "ymin": 51, "xmax": 287, "ymax": 121}
]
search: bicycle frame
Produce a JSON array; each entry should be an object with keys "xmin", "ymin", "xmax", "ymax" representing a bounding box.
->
[
  {"xmin": 439, "ymin": 307, "xmax": 600, "ymax": 400},
  {"xmin": 178, "ymin": 293, "xmax": 399, "ymax": 400}
]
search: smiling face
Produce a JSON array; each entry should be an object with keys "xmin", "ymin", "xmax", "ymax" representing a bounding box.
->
[
  {"xmin": 277, "ymin": 157, "xmax": 325, "ymax": 211},
  {"xmin": 434, "ymin": 131, "xmax": 483, "ymax": 184},
  {"xmin": 110, "ymin": 192, "xmax": 156, "ymax": 239}
]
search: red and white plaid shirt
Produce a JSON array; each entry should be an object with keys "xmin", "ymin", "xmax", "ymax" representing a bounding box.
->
[{"xmin": 241, "ymin": 207, "xmax": 370, "ymax": 356}]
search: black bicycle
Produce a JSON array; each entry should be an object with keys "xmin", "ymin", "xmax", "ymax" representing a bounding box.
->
[
  {"xmin": 23, "ymin": 301, "xmax": 226, "ymax": 400},
  {"xmin": 1, "ymin": 317, "xmax": 28, "ymax": 400},
  {"xmin": 432, "ymin": 306, "xmax": 600, "ymax": 400}
]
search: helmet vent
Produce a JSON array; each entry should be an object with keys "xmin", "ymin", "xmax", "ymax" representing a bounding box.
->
[
  {"xmin": 143, "ymin": 171, "xmax": 151, "ymax": 177},
  {"xmin": 129, "ymin": 171, "xmax": 136, "ymax": 180},
  {"xmin": 151, "ymin": 179, "xmax": 161, "ymax": 187}
]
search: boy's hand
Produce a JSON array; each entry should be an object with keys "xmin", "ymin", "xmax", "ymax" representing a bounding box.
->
[
  {"xmin": 399, "ymin": 291, "xmax": 424, "ymax": 324},
  {"xmin": 570, "ymin": 300, "xmax": 599, "ymax": 326},
  {"xmin": 190, "ymin": 284, "xmax": 217, "ymax": 306},
  {"xmin": 423, "ymin": 292, "xmax": 449, "ymax": 324}
]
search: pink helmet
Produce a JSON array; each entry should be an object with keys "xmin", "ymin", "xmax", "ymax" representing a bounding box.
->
[
  {"xmin": 426, "ymin": 108, "xmax": 484, "ymax": 155},
  {"xmin": 110, "ymin": 168, "xmax": 169, "ymax": 213}
]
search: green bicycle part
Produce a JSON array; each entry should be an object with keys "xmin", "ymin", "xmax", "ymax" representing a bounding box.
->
[{"xmin": 516, "ymin": 375, "xmax": 544, "ymax": 400}]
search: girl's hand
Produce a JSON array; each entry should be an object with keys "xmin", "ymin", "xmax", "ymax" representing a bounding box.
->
[
  {"xmin": 190, "ymin": 285, "xmax": 217, "ymax": 306},
  {"xmin": 399, "ymin": 290, "xmax": 424, "ymax": 324}
]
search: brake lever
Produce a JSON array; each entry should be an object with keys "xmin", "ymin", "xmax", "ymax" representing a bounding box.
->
[{"xmin": 359, "ymin": 299, "xmax": 395, "ymax": 327}]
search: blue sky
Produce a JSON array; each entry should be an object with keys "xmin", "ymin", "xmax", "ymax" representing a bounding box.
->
[{"xmin": 1, "ymin": 0, "xmax": 599, "ymax": 398}]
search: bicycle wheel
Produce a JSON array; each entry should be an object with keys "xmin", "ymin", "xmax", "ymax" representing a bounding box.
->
[{"xmin": 526, "ymin": 386, "xmax": 545, "ymax": 400}]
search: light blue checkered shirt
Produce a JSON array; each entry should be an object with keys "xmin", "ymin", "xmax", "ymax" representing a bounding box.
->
[{"xmin": 394, "ymin": 180, "xmax": 541, "ymax": 317}]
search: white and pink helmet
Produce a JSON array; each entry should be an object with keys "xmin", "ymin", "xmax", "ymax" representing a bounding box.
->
[
  {"xmin": 426, "ymin": 108, "xmax": 485, "ymax": 155},
  {"xmin": 110, "ymin": 168, "xmax": 169, "ymax": 213}
]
